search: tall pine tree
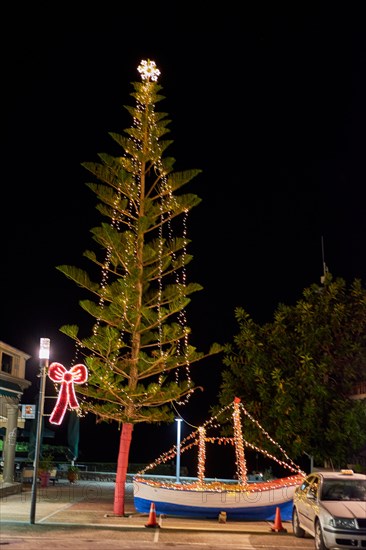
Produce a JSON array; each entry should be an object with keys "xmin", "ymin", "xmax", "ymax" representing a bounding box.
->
[{"xmin": 57, "ymin": 60, "xmax": 222, "ymax": 514}]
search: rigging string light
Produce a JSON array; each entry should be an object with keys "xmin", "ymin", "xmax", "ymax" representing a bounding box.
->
[
  {"xmin": 238, "ymin": 401, "xmax": 301, "ymax": 473},
  {"xmin": 136, "ymin": 399, "xmax": 305, "ymax": 491},
  {"xmin": 171, "ymin": 403, "xmax": 199, "ymax": 430},
  {"xmin": 48, "ymin": 362, "xmax": 88, "ymax": 425}
]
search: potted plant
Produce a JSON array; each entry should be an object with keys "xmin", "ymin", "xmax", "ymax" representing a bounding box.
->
[
  {"xmin": 38, "ymin": 453, "xmax": 54, "ymax": 487},
  {"xmin": 67, "ymin": 464, "xmax": 79, "ymax": 483}
]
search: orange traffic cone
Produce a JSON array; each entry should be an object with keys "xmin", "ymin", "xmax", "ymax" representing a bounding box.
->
[
  {"xmin": 145, "ymin": 502, "xmax": 160, "ymax": 528},
  {"xmin": 271, "ymin": 506, "xmax": 287, "ymax": 533}
]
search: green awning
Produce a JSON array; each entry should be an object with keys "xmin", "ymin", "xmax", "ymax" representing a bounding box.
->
[{"xmin": 0, "ymin": 380, "xmax": 23, "ymax": 397}]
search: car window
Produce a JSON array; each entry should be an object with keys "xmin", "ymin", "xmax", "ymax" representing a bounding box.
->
[
  {"xmin": 355, "ymin": 481, "xmax": 366, "ymax": 500},
  {"xmin": 299, "ymin": 479, "xmax": 311, "ymax": 492},
  {"xmin": 308, "ymin": 477, "xmax": 319, "ymax": 498},
  {"xmin": 321, "ymin": 480, "xmax": 366, "ymax": 501}
]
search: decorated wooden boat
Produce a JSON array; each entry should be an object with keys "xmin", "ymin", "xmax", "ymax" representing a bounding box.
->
[{"xmin": 133, "ymin": 398, "xmax": 305, "ymax": 521}]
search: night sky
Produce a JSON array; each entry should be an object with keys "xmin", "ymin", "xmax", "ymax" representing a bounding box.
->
[{"xmin": 2, "ymin": 6, "xmax": 366, "ymax": 469}]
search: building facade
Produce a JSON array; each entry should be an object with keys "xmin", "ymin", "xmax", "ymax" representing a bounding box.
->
[{"xmin": 0, "ymin": 341, "xmax": 31, "ymax": 483}]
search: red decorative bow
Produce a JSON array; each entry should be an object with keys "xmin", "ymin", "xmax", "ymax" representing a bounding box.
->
[{"xmin": 48, "ymin": 363, "xmax": 88, "ymax": 425}]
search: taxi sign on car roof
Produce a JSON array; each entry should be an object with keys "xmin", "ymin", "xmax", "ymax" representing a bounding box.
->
[{"xmin": 339, "ymin": 469, "xmax": 354, "ymax": 475}]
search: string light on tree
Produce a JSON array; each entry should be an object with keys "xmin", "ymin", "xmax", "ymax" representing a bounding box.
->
[{"xmin": 56, "ymin": 58, "xmax": 222, "ymax": 517}]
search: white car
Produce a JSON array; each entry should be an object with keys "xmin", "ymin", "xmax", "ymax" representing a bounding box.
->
[{"xmin": 292, "ymin": 469, "xmax": 366, "ymax": 550}]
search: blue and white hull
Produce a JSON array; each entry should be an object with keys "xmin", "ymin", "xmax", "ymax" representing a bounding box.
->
[{"xmin": 133, "ymin": 475, "xmax": 303, "ymax": 521}]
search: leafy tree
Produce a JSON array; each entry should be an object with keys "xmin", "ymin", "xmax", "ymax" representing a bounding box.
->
[
  {"xmin": 57, "ymin": 60, "xmax": 222, "ymax": 515},
  {"xmin": 217, "ymin": 274, "xmax": 366, "ymax": 468}
]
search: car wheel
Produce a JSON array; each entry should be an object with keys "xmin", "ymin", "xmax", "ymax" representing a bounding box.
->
[
  {"xmin": 315, "ymin": 519, "xmax": 328, "ymax": 550},
  {"xmin": 292, "ymin": 508, "xmax": 305, "ymax": 538}
]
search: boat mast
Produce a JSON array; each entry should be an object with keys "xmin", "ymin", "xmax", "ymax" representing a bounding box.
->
[
  {"xmin": 233, "ymin": 397, "xmax": 248, "ymax": 485},
  {"xmin": 197, "ymin": 426, "xmax": 206, "ymax": 485},
  {"xmin": 320, "ymin": 235, "xmax": 329, "ymax": 284}
]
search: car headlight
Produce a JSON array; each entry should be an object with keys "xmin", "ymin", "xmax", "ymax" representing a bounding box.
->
[{"xmin": 329, "ymin": 517, "xmax": 357, "ymax": 529}]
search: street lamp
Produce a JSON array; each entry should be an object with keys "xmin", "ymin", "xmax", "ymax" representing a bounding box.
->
[
  {"xmin": 30, "ymin": 338, "xmax": 50, "ymax": 524},
  {"xmin": 175, "ymin": 417, "xmax": 183, "ymax": 483}
]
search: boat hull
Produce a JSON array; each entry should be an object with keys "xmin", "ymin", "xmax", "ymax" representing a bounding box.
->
[{"xmin": 133, "ymin": 477, "xmax": 301, "ymax": 521}]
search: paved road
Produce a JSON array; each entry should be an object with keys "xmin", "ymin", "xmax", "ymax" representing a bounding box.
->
[
  {"xmin": 0, "ymin": 480, "xmax": 315, "ymax": 549},
  {"xmin": 0, "ymin": 528, "xmax": 316, "ymax": 550}
]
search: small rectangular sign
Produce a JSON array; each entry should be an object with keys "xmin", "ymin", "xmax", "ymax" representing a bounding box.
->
[{"xmin": 21, "ymin": 404, "xmax": 36, "ymax": 419}]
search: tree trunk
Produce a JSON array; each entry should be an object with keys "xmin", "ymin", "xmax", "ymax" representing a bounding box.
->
[
  {"xmin": 113, "ymin": 422, "xmax": 133, "ymax": 515},
  {"xmin": 39, "ymin": 471, "xmax": 50, "ymax": 487}
]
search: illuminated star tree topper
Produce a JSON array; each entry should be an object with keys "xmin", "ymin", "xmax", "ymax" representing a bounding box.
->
[{"xmin": 137, "ymin": 59, "xmax": 161, "ymax": 82}]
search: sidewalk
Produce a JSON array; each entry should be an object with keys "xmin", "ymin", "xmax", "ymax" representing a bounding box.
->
[{"xmin": 0, "ymin": 480, "xmax": 293, "ymax": 535}]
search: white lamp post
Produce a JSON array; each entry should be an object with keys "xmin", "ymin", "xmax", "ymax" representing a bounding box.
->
[
  {"xmin": 30, "ymin": 338, "xmax": 50, "ymax": 524},
  {"xmin": 175, "ymin": 418, "xmax": 183, "ymax": 483}
]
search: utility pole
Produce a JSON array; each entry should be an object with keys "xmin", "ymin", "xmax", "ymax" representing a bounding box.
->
[{"xmin": 30, "ymin": 338, "xmax": 50, "ymax": 524}]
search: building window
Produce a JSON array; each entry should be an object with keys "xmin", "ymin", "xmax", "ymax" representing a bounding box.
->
[{"xmin": 1, "ymin": 352, "xmax": 13, "ymax": 374}]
